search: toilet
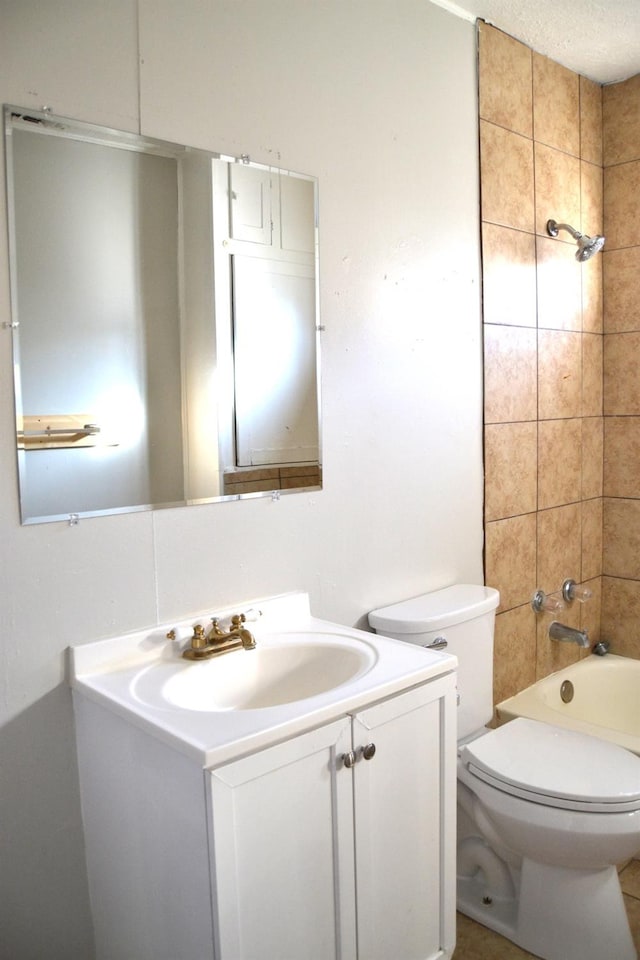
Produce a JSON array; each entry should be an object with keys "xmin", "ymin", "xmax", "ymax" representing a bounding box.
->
[{"xmin": 369, "ymin": 584, "xmax": 640, "ymax": 960}]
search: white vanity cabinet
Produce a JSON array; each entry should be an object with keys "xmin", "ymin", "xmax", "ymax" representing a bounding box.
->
[
  {"xmin": 71, "ymin": 595, "xmax": 457, "ymax": 960},
  {"xmin": 208, "ymin": 677, "xmax": 455, "ymax": 960}
]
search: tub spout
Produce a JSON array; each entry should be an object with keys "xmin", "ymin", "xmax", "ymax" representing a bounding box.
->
[{"xmin": 549, "ymin": 621, "xmax": 589, "ymax": 648}]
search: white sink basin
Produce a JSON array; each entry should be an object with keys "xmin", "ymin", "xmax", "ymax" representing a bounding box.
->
[
  {"xmin": 132, "ymin": 633, "xmax": 378, "ymax": 711},
  {"xmin": 71, "ymin": 593, "xmax": 457, "ymax": 765}
]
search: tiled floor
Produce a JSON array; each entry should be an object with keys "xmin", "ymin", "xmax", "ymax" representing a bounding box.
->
[{"xmin": 452, "ymin": 859, "xmax": 640, "ymax": 959}]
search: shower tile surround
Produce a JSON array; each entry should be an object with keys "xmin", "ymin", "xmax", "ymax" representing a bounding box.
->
[
  {"xmin": 470, "ymin": 25, "xmax": 640, "ymax": 960},
  {"xmin": 603, "ymin": 74, "xmax": 640, "ymax": 642},
  {"xmin": 478, "ymin": 21, "xmax": 640, "ymax": 706},
  {"xmin": 479, "ymin": 41, "xmax": 640, "ymax": 951}
]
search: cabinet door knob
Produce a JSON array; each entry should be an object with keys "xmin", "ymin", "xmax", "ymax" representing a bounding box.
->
[
  {"xmin": 362, "ymin": 742, "xmax": 376, "ymax": 760},
  {"xmin": 342, "ymin": 751, "xmax": 357, "ymax": 768}
]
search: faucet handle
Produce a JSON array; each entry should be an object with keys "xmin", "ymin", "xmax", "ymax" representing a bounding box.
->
[
  {"xmin": 191, "ymin": 624, "xmax": 207, "ymax": 649},
  {"xmin": 531, "ymin": 589, "xmax": 565, "ymax": 614},
  {"xmin": 562, "ymin": 579, "xmax": 593, "ymax": 603},
  {"xmin": 230, "ymin": 613, "xmax": 246, "ymax": 627},
  {"xmin": 242, "ymin": 607, "xmax": 263, "ymax": 622}
]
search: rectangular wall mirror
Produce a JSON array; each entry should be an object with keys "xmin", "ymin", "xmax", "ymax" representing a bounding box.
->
[{"xmin": 4, "ymin": 105, "xmax": 321, "ymax": 524}]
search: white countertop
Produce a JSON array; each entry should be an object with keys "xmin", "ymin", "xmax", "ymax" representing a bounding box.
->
[{"xmin": 70, "ymin": 591, "xmax": 457, "ymax": 767}]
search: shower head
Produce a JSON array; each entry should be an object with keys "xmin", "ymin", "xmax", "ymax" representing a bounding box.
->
[
  {"xmin": 575, "ymin": 232, "xmax": 606, "ymax": 261},
  {"xmin": 546, "ymin": 219, "xmax": 605, "ymax": 262}
]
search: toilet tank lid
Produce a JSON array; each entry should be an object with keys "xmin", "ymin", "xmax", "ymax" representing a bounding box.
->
[{"xmin": 368, "ymin": 584, "xmax": 500, "ymax": 634}]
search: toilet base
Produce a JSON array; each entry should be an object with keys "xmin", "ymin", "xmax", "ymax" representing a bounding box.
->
[{"xmin": 458, "ymin": 859, "xmax": 636, "ymax": 960}]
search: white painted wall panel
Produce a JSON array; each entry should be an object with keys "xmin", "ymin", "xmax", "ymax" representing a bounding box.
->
[
  {"xmin": 0, "ymin": 2, "xmax": 482, "ymax": 957},
  {"xmin": 139, "ymin": 0, "xmax": 484, "ymax": 627}
]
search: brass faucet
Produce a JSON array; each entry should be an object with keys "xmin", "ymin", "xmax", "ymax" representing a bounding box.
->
[{"xmin": 182, "ymin": 613, "xmax": 257, "ymax": 660}]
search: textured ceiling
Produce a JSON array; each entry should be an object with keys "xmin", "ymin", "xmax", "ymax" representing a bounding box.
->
[{"xmin": 434, "ymin": 0, "xmax": 640, "ymax": 84}]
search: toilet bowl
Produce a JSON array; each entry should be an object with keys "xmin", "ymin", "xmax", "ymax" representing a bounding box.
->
[
  {"xmin": 369, "ymin": 585, "xmax": 640, "ymax": 960},
  {"xmin": 458, "ymin": 718, "xmax": 640, "ymax": 960}
]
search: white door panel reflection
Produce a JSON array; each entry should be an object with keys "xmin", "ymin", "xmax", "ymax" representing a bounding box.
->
[{"xmin": 233, "ymin": 256, "xmax": 318, "ymax": 466}]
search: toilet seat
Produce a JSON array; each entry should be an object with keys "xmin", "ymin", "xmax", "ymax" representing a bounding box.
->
[{"xmin": 460, "ymin": 718, "xmax": 640, "ymax": 813}]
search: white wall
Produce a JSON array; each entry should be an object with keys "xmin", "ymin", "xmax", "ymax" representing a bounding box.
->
[{"xmin": 0, "ymin": 1, "xmax": 483, "ymax": 957}]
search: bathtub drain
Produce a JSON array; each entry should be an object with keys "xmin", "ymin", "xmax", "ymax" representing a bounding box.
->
[{"xmin": 560, "ymin": 679, "xmax": 574, "ymax": 704}]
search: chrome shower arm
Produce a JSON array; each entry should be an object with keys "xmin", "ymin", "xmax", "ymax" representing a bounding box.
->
[
  {"xmin": 547, "ymin": 219, "xmax": 581, "ymax": 240},
  {"xmin": 546, "ymin": 218, "xmax": 605, "ymax": 262}
]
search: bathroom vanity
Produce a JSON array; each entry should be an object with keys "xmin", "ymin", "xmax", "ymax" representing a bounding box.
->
[{"xmin": 70, "ymin": 593, "xmax": 457, "ymax": 960}]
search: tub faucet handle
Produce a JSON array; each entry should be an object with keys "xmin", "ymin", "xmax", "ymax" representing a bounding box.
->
[
  {"xmin": 531, "ymin": 589, "xmax": 564, "ymax": 614},
  {"xmin": 562, "ymin": 579, "xmax": 593, "ymax": 604}
]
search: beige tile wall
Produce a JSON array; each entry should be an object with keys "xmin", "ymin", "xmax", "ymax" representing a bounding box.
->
[
  {"xmin": 602, "ymin": 75, "xmax": 640, "ymax": 656},
  {"xmin": 479, "ymin": 23, "xmax": 605, "ymax": 705}
]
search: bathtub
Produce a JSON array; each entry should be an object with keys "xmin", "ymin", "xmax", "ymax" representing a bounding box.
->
[{"xmin": 496, "ymin": 654, "xmax": 640, "ymax": 756}]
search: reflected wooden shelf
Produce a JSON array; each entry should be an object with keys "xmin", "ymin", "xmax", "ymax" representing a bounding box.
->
[{"xmin": 17, "ymin": 414, "xmax": 109, "ymax": 450}]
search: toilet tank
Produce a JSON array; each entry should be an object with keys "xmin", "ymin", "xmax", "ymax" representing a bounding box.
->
[{"xmin": 369, "ymin": 584, "xmax": 500, "ymax": 740}]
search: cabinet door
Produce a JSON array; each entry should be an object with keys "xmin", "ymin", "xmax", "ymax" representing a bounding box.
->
[
  {"xmin": 352, "ymin": 676, "xmax": 457, "ymax": 960},
  {"xmin": 208, "ymin": 717, "xmax": 357, "ymax": 960},
  {"xmin": 229, "ymin": 163, "xmax": 272, "ymax": 244}
]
